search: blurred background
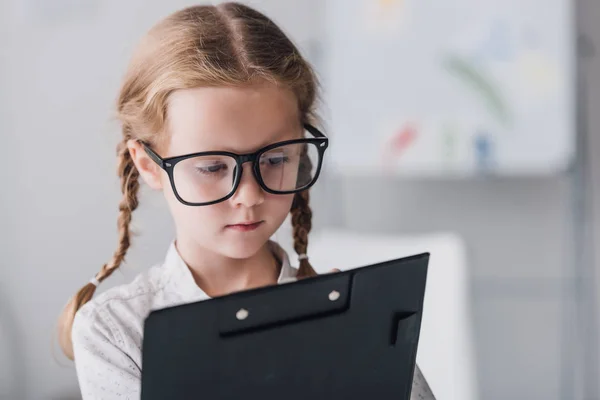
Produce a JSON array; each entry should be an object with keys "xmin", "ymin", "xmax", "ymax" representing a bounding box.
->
[{"xmin": 0, "ymin": 0, "xmax": 599, "ymax": 399}]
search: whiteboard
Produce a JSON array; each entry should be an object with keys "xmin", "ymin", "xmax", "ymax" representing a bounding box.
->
[{"xmin": 323, "ymin": 0, "xmax": 576, "ymax": 177}]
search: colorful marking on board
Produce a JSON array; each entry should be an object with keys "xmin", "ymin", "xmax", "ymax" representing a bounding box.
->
[
  {"xmin": 442, "ymin": 54, "xmax": 512, "ymax": 128},
  {"xmin": 474, "ymin": 130, "xmax": 495, "ymax": 173},
  {"xmin": 382, "ymin": 122, "xmax": 418, "ymax": 172}
]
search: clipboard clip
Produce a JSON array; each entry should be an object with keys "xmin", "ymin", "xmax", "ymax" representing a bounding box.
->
[{"xmin": 218, "ymin": 274, "xmax": 351, "ymax": 336}]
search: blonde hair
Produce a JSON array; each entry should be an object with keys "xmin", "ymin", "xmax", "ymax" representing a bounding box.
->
[{"xmin": 58, "ymin": 2, "xmax": 321, "ymax": 359}]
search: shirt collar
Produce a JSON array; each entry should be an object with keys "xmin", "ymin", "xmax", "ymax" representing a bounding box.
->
[{"xmin": 162, "ymin": 240, "xmax": 298, "ymax": 302}]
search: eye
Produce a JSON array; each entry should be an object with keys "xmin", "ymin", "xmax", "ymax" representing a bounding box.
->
[
  {"xmin": 195, "ymin": 163, "xmax": 228, "ymax": 174},
  {"xmin": 261, "ymin": 153, "xmax": 289, "ymax": 166}
]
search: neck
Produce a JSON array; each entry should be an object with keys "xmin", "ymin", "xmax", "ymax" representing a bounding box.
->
[{"xmin": 174, "ymin": 236, "xmax": 280, "ymax": 298}]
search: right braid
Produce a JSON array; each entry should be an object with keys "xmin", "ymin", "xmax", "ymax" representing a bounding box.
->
[
  {"xmin": 290, "ymin": 143, "xmax": 318, "ymax": 279},
  {"xmin": 291, "ymin": 190, "xmax": 318, "ymax": 279},
  {"xmin": 57, "ymin": 137, "xmax": 140, "ymax": 360}
]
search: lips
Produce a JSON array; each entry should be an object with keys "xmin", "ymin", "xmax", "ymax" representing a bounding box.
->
[{"xmin": 226, "ymin": 221, "xmax": 264, "ymax": 232}]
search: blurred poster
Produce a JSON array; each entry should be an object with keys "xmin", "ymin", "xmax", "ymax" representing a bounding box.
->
[{"xmin": 324, "ymin": 0, "xmax": 575, "ymax": 177}]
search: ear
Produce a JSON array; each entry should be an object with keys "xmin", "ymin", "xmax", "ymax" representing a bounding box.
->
[{"xmin": 127, "ymin": 139, "xmax": 164, "ymax": 190}]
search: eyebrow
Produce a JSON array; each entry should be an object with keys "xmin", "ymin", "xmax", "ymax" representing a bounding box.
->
[
  {"xmin": 217, "ymin": 126, "xmax": 303, "ymax": 154},
  {"xmin": 145, "ymin": 123, "xmax": 325, "ymax": 163}
]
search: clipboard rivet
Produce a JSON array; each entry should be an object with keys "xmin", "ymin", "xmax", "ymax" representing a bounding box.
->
[
  {"xmin": 328, "ymin": 290, "xmax": 340, "ymax": 301},
  {"xmin": 236, "ymin": 308, "xmax": 249, "ymax": 320}
]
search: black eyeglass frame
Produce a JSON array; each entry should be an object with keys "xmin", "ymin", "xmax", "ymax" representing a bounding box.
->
[{"xmin": 141, "ymin": 123, "xmax": 329, "ymax": 206}]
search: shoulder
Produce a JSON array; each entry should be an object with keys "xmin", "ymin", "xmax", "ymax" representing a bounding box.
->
[
  {"xmin": 411, "ymin": 364, "xmax": 436, "ymax": 399},
  {"xmin": 72, "ymin": 263, "xmax": 167, "ymax": 352},
  {"xmin": 70, "ymin": 267, "xmax": 171, "ymax": 397}
]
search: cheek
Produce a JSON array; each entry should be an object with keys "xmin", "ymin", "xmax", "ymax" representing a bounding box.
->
[
  {"xmin": 163, "ymin": 182, "xmax": 224, "ymax": 231},
  {"xmin": 264, "ymin": 193, "xmax": 294, "ymax": 221}
]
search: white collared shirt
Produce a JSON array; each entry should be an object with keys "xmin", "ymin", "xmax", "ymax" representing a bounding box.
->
[{"xmin": 72, "ymin": 241, "xmax": 435, "ymax": 400}]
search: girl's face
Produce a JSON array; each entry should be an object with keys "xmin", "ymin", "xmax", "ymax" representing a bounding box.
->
[{"xmin": 132, "ymin": 83, "xmax": 301, "ymax": 259}]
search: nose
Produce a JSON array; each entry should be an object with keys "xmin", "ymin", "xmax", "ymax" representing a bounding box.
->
[{"xmin": 230, "ymin": 163, "xmax": 265, "ymax": 208}]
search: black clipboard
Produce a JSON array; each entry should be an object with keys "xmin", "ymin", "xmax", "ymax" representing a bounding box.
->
[{"xmin": 141, "ymin": 252, "xmax": 429, "ymax": 400}]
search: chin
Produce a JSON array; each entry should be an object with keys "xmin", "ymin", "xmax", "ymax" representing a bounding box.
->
[{"xmin": 217, "ymin": 235, "xmax": 269, "ymax": 259}]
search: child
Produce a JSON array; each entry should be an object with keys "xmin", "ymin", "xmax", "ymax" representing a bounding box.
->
[{"xmin": 57, "ymin": 3, "xmax": 435, "ymax": 399}]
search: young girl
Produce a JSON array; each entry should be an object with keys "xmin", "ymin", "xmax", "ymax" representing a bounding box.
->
[{"xmin": 57, "ymin": 3, "xmax": 435, "ymax": 399}]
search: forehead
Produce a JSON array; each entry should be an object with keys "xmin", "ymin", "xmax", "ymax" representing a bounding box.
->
[{"xmin": 164, "ymin": 83, "xmax": 301, "ymax": 156}]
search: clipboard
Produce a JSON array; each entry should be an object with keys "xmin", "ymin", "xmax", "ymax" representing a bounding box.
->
[{"xmin": 141, "ymin": 252, "xmax": 429, "ymax": 400}]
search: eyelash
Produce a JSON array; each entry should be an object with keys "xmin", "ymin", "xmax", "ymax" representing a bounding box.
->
[
  {"xmin": 261, "ymin": 155, "xmax": 289, "ymax": 166},
  {"xmin": 193, "ymin": 154, "xmax": 291, "ymax": 177},
  {"xmin": 196, "ymin": 164, "xmax": 228, "ymax": 175}
]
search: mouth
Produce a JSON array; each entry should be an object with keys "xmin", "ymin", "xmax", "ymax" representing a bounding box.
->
[{"xmin": 225, "ymin": 221, "xmax": 264, "ymax": 232}]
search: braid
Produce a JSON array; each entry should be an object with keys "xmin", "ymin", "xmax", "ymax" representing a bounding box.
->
[
  {"xmin": 96, "ymin": 140, "xmax": 140, "ymax": 282},
  {"xmin": 57, "ymin": 137, "xmax": 140, "ymax": 360},
  {"xmin": 291, "ymin": 190, "xmax": 317, "ymax": 278}
]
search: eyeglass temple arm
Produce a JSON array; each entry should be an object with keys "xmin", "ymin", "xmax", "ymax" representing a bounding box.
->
[
  {"xmin": 140, "ymin": 142, "xmax": 165, "ymax": 169},
  {"xmin": 304, "ymin": 123, "xmax": 327, "ymax": 139}
]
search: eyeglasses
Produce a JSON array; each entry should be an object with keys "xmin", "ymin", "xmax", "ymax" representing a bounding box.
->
[{"xmin": 141, "ymin": 124, "xmax": 329, "ymax": 206}]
